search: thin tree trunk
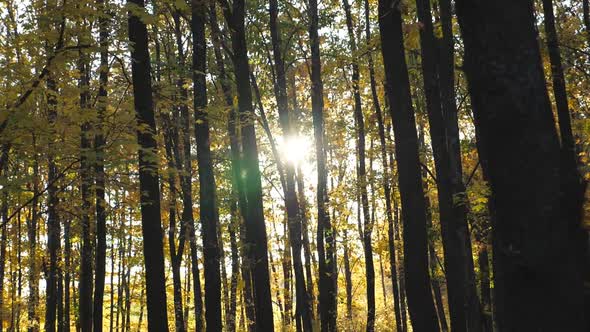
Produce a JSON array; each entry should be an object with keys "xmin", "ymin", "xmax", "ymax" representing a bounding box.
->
[
  {"xmin": 541, "ymin": 0, "xmax": 576, "ymax": 162},
  {"xmin": 455, "ymin": 1, "xmax": 586, "ymax": 330},
  {"xmin": 377, "ymin": 1, "xmax": 440, "ymax": 330},
  {"xmin": 0, "ymin": 172, "xmax": 8, "ymax": 332},
  {"xmin": 478, "ymin": 245, "xmax": 492, "ymax": 332},
  {"xmin": 78, "ymin": 35, "xmax": 94, "ymax": 332},
  {"xmin": 164, "ymin": 119, "xmax": 186, "ymax": 332},
  {"xmin": 306, "ymin": 0, "xmax": 337, "ymax": 328},
  {"xmin": 192, "ymin": 2, "xmax": 224, "ymax": 329},
  {"xmin": 268, "ymin": 0, "xmax": 312, "ymax": 328},
  {"xmin": 28, "ymin": 145, "xmax": 40, "ymax": 332},
  {"xmin": 127, "ymin": 0, "xmax": 169, "ymax": 329},
  {"xmin": 63, "ymin": 218, "xmax": 71, "ymax": 332},
  {"xmin": 340, "ymin": 0, "xmax": 374, "ymax": 330},
  {"xmin": 93, "ymin": 0, "xmax": 109, "ymax": 330}
]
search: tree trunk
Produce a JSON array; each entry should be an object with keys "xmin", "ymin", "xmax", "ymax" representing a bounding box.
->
[
  {"xmin": 45, "ymin": 77, "xmax": 61, "ymax": 332},
  {"xmin": 127, "ymin": 0, "xmax": 169, "ymax": 329},
  {"xmin": 306, "ymin": 0, "xmax": 338, "ymax": 329},
  {"xmin": 377, "ymin": 1, "xmax": 440, "ymax": 330},
  {"xmin": 268, "ymin": 0, "xmax": 312, "ymax": 328},
  {"xmin": 164, "ymin": 120, "xmax": 186, "ymax": 332},
  {"xmin": 340, "ymin": 0, "xmax": 374, "ymax": 330},
  {"xmin": 28, "ymin": 147, "xmax": 40, "ymax": 332},
  {"xmin": 78, "ymin": 37, "xmax": 94, "ymax": 332},
  {"xmin": 541, "ymin": 0, "xmax": 576, "ymax": 163},
  {"xmin": 455, "ymin": 1, "xmax": 586, "ymax": 330},
  {"xmin": 414, "ymin": 0, "xmax": 481, "ymax": 330},
  {"xmin": 93, "ymin": 0, "xmax": 109, "ymax": 330},
  {"xmin": 191, "ymin": 2, "xmax": 223, "ymax": 330}
]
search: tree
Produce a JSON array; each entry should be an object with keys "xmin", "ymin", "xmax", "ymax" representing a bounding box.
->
[
  {"xmin": 219, "ymin": 0, "xmax": 275, "ymax": 329},
  {"xmin": 127, "ymin": 0, "xmax": 169, "ymax": 330},
  {"xmin": 307, "ymin": 0, "xmax": 338, "ymax": 329},
  {"xmin": 192, "ymin": 0, "xmax": 223, "ymax": 329},
  {"xmin": 455, "ymin": 1, "xmax": 586, "ymax": 330},
  {"xmin": 377, "ymin": 0, "xmax": 440, "ymax": 330}
]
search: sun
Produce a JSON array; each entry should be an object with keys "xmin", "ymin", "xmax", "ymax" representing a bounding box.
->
[{"xmin": 280, "ymin": 135, "xmax": 311, "ymax": 166}]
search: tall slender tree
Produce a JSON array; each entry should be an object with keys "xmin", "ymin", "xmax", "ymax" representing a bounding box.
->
[
  {"xmin": 192, "ymin": 0, "xmax": 223, "ymax": 330},
  {"xmin": 219, "ymin": 0, "xmax": 275, "ymax": 329},
  {"xmin": 93, "ymin": 0, "xmax": 109, "ymax": 330},
  {"xmin": 377, "ymin": 0, "xmax": 440, "ymax": 330},
  {"xmin": 127, "ymin": 0, "xmax": 169, "ymax": 330},
  {"xmin": 268, "ymin": 0, "xmax": 312, "ymax": 329},
  {"xmin": 307, "ymin": 0, "xmax": 337, "ymax": 329}
]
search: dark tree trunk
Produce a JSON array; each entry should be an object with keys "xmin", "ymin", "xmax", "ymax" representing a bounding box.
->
[
  {"xmin": 219, "ymin": 0, "xmax": 275, "ymax": 329},
  {"xmin": 478, "ymin": 245, "xmax": 492, "ymax": 332},
  {"xmin": 436, "ymin": 0, "xmax": 482, "ymax": 330},
  {"xmin": 45, "ymin": 77, "xmax": 61, "ymax": 332},
  {"xmin": 191, "ymin": 2, "xmax": 223, "ymax": 330},
  {"xmin": 63, "ymin": 218, "xmax": 71, "ymax": 332},
  {"xmin": 414, "ymin": 0, "xmax": 480, "ymax": 330},
  {"xmin": 163, "ymin": 119, "xmax": 186, "ymax": 332},
  {"xmin": 541, "ymin": 0, "xmax": 576, "ymax": 163},
  {"xmin": 93, "ymin": 0, "xmax": 109, "ymax": 330},
  {"xmin": 268, "ymin": 0, "xmax": 312, "ymax": 328},
  {"xmin": 127, "ymin": 0, "xmax": 169, "ymax": 329},
  {"xmin": 28, "ymin": 147, "xmax": 40, "ymax": 332},
  {"xmin": 377, "ymin": 1, "xmax": 440, "ymax": 330},
  {"xmin": 455, "ymin": 1, "xmax": 586, "ymax": 330},
  {"xmin": 418, "ymin": 121, "xmax": 449, "ymax": 332},
  {"xmin": 209, "ymin": 4, "xmax": 240, "ymax": 330},
  {"xmin": 306, "ymin": 0, "xmax": 337, "ymax": 329},
  {"xmin": 583, "ymin": 0, "xmax": 590, "ymax": 47},
  {"xmin": 78, "ymin": 38, "xmax": 94, "ymax": 332},
  {"xmin": 0, "ymin": 171, "xmax": 8, "ymax": 332},
  {"xmin": 386, "ymin": 124, "xmax": 408, "ymax": 332},
  {"xmin": 340, "ymin": 0, "xmax": 374, "ymax": 330},
  {"xmin": 342, "ymin": 227, "xmax": 353, "ymax": 323},
  {"xmin": 363, "ymin": 0, "xmax": 404, "ymax": 325}
]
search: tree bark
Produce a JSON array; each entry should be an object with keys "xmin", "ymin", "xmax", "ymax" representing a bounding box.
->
[
  {"xmin": 219, "ymin": 0, "xmax": 275, "ymax": 329},
  {"xmin": 268, "ymin": 0, "xmax": 313, "ymax": 329},
  {"xmin": 127, "ymin": 0, "xmax": 169, "ymax": 329},
  {"xmin": 455, "ymin": 1, "xmax": 586, "ymax": 330},
  {"xmin": 93, "ymin": 1, "xmax": 108, "ymax": 330},
  {"xmin": 191, "ymin": 1, "xmax": 224, "ymax": 330},
  {"xmin": 78, "ymin": 34, "xmax": 94, "ymax": 332},
  {"xmin": 306, "ymin": 0, "xmax": 338, "ymax": 329},
  {"xmin": 340, "ymin": 1, "xmax": 374, "ymax": 330},
  {"xmin": 414, "ymin": 1, "xmax": 481, "ymax": 330},
  {"xmin": 377, "ymin": 1, "xmax": 440, "ymax": 330}
]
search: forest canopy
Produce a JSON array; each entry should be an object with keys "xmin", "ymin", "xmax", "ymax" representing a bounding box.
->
[{"xmin": 0, "ymin": 0, "xmax": 588, "ymax": 331}]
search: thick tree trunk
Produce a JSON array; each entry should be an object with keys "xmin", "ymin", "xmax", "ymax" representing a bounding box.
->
[
  {"xmin": 127, "ymin": 0, "xmax": 169, "ymax": 329},
  {"xmin": 306, "ymin": 0, "xmax": 337, "ymax": 329},
  {"xmin": 414, "ymin": 1, "xmax": 480, "ymax": 330},
  {"xmin": 377, "ymin": 1, "xmax": 440, "ymax": 330},
  {"xmin": 455, "ymin": 1, "xmax": 586, "ymax": 330},
  {"xmin": 191, "ymin": 2, "xmax": 223, "ymax": 330},
  {"xmin": 93, "ymin": 1, "xmax": 108, "ymax": 331},
  {"xmin": 219, "ymin": 0, "xmax": 275, "ymax": 328}
]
